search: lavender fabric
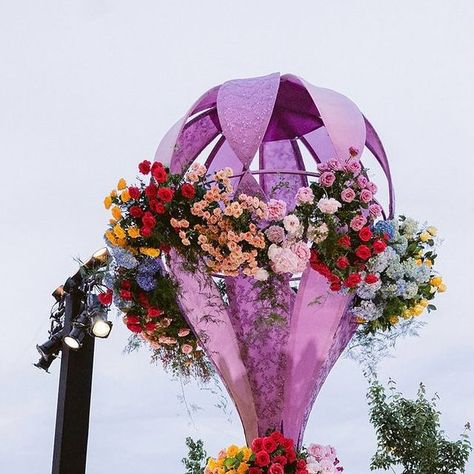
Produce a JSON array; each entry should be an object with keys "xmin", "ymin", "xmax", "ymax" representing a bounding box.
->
[{"xmin": 154, "ymin": 73, "xmax": 395, "ymax": 445}]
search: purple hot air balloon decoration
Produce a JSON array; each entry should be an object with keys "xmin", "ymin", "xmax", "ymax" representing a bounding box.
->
[{"xmin": 154, "ymin": 73, "xmax": 394, "ymax": 446}]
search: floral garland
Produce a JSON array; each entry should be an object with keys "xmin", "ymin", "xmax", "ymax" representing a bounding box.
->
[
  {"xmin": 205, "ymin": 431, "xmax": 343, "ymax": 474},
  {"xmin": 100, "ymin": 155, "xmax": 445, "ymax": 375}
]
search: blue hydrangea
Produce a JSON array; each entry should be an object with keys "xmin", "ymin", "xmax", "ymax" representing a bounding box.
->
[
  {"xmin": 416, "ymin": 264, "xmax": 432, "ymax": 283},
  {"xmin": 351, "ymin": 300, "xmax": 384, "ymax": 321},
  {"xmin": 395, "ymin": 279, "xmax": 407, "ymax": 297},
  {"xmin": 356, "ymin": 279, "xmax": 382, "ymax": 300},
  {"xmin": 108, "ymin": 245, "xmax": 139, "ymax": 269},
  {"xmin": 138, "ymin": 257, "xmax": 162, "ymax": 275},
  {"xmin": 103, "ymin": 271, "xmax": 115, "ymax": 289},
  {"xmin": 137, "ymin": 272, "xmax": 157, "ymax": 291},
  {"xmin": 386, "ymin": 261, "xmax": 404, "ymax": 280},
  {"xmin": 393, "ymin": 236, "xmax": 408, "ymax": 255},
  {"xmin": 372, "ymin": 220, "xmax": 395, "ymax": 240},
  {"xmin": 402, "ymin": 281, "xmax": 419, "ymax": 300},
  {"xmin": 380, "ymin": 282, "xmax": 399, "ymax": 298},
  {"xmin": 402, "ymin": 258, "xmax": 419, "ymax": 279},
  {"xmin": 400, "ymin": 217, "xmax": 419, "ymax": 238}
]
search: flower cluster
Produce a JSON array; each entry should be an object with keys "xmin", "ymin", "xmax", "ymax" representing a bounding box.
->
[
  {"xmin": 206, "ymin": 431, "xmax": 306, "ymax": 474},
  {"xmin": 352, "ymin": 216, "xmax": 445, "ymax": 332},
  {"xmin": 205, "ymin": 432, "xmax": 343, "ymax": 474}
]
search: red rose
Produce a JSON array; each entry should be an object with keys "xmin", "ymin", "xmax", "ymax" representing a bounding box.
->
[
  {"xmin": 160, "ymin": 243, "xmax": 171, "ymax": 253},
  {"xmin": 286, "ymin": 449, "xmax": 297, "ymax": 463},
  {"xmin": 157, "ymin": 187, "xmax": 174, "ymax": 202},
  {"xmin": 349, "ymin": 146, "xmax": 359, "ymax": 157},
  {"xmin": 129, "ymin": 205, "xmax": 144, "ymax": 218},
  {"xmin": 312, "ymin": 263, "xmax": 332, "ymax": 278},
  {"xmin": 128, "ymin": 186, "xmax": 141, "ymax": 200},
  {"xmin": 373, "ymin": 239, "xmax": 387, "ymax": 254},
  {"xmin": 255, "ymin": 451, "xmax": 270, "ymax": 467},
  {"xmin": 125, "ymin": 315, "xmax": 140, "ymax": 325},
  {"xmin": 248, "ymin": 469, "xmax": 262, "ymax": 474},
  {"xmin": 336, "ymin": 256, "xmax": 349, "ymax": 269},
  {"xmin": 152, "ymin": 164, "xmax": 167, "ymax": 183},
  {"xmin": 270, "ymin": 431, "xmax": 283, "ymax": 443},
  {"xmin": 98, "ymin": 289, "xmax": 113, "ymax": 305},
  {"xmin": 330, "ymin": 282, "xmax": 342, "ymax": 292},
  {"xmin": 149, "ymin": 199, "xmax": 165, "ymax": 215},
  {"xmin": 282, "ymin": 438, "xmax": 294, "ymax": 451},
  {"xmin": 355, "ymin": 245, "xmax": 371, "ymax": 260},
  {"xmin": 251, "ymin": 438, "xmax": 264, "ymax": 452},
  {"xmin": 338, "ymin": 235, "xmax": 351, "ymax": 248},
  {"xmin": 138, "ymin": 292, "xmax": 149, "ymax": 308},
  {"xmin": 365, "ymin": 273, "xmax": 379, "ymax": 284},
  {"xmin": 358, "ymin": 226, "xmax": 373, "ymax": 242},
  {"xmin": 119, "ymin": 289, "xmax": 132, "ymax": 300},
  {"xmin": 273, "ymin": 455, "xmax": 287, "ymax": 465},
  {"xmin": 145, "ymin": 184, "xmax": 158, "ymax": 198},
  {"xmin": 263, "ymin": 437, "xmax": 277, "ymax": 453},
  {"xmin": 145, "ymin": 322, "xmax": 157, "ymax": 332},
  {"xmin": 297, "ymin": 459, "xmax": 307, "ymax": 469},
  {"xmin": 268, "ymin": 463, "xmax": 284, "ymax": 474},
  {"xmin": 126, "ymin": 322, "xmax": 142, "ymax": 333},
  {"xmin": 180, "ymin": 183, "xmax": 196, "ymax": 199},
  {"xmin": 344, "ymin": 272, "xmax": 362, "ymax": 288},
  {"xmin": 121, "ymin": 280, "xmax": 131, "ymax": 290},
  {"xmin": 297, "ymin": 470, "xmax": 309, "ymax": 474},
  {"xmin": 138, "ymin": 160, "xmax": 151, "ymax": 175},
  {"xmin": 141, "ymin": 226, "xmax": 152, "ymax": 238},
  {"xmin": 148, "ymin": 307, "xmax": 162, "ymax": 318},
  {"xmin": 142, "ymin": 211, "xmax": 156, "ymax": 229}
]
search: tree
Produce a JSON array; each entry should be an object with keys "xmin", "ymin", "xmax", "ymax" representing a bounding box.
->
[{"xmin": 367, "ymin": 378, "xmax": 471, "ymax": 473}]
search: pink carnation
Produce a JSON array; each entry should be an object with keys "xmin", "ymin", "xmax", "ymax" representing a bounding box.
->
[
  {"xmin": 366, "ymin": 181, "xmax": 378, "ymax": 193},
  {"xmin": 283, "ymin": 214, "xmax": 300, "ymax": 234},
  {"xmin": 290, "ymin": 241, "xmax": 311, "ymax": 265},
  {"xmin": 369, "ymin": 203, "xmax": 382, "ymax": 217},
  {"xmin": 350, "ymin": 214, "xmax": 367, "ymax": 231},
  {"xmin": 357, "ymin": 175, "xmax": 368, "ymax": 188},
  {"xmin": 341, "ymin": 188, "xmax": 356, "ymax": 203},
  {"xmin": 265, "ymin": 225, "xmax": 286, "ymax": 244},
  {"xmin": 181, "ymin": 344, "xmax": 193, "ymax": 354},
  {"xmin": 360, "ymin": 189, "xmax": 373, "ymax": 203},
  {"xmin": 269, "ymin": 245, "xmax": 299, "ymax": 274},
  {"xmin": 320, "ymin": 171, "xmax": 336, "ymax": 187},
  {"xmin": 267, "ymin": 199, "xmax": 287, "ymax": 221},
  {"xmin": 295, "ymin": 186, "xmax": 315, "ymax": 205}
]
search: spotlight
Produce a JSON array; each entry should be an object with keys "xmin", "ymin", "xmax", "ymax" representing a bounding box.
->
[
  {"xmin": 91, "ymin": 313, "xmax": 112, "ymax": 338},
  {"xmin": 63, "ymin": 311, "xmax": 89, "ymax": 350},
  {"xmin": 84, "ymin": 247, "xmax": 110, "ymax": 269},
  {"xmin": 34, "ymin": 354, "xmax": 56, "ymax": 372},
  {"xmin": 34, "ymin": 326, "xmax": 64, "ymax": 372}
]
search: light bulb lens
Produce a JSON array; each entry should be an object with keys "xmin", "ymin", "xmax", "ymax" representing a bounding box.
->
[
  {"xmin": 63, "ymin": 336, "xmax": 81, "ymax": 350},
  {"xmin": 92, "ymin": 320, "xmax": 112, "ymax": 338}
]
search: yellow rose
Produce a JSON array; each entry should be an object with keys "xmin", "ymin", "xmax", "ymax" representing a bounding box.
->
[
  {"xmin": 104, "ymin": 196, "xmax": 112, "ymax": 209},
  {"xmin": 110, "ymin": 189, "xmax": 117, "ymax": 198},
  {"xmin": 413, "ymin": 304, "xmax": 424, "ymax": 316},
  {"xmin": 113, "ymin": 224, "xmax": 126, "ymax": 239},
  {"xmin": 111, "ymin": 206, "xmax": 122, "ymax": 220},
  {"xmin": 355, "ymin": 316, "xmax": 366, "ymax": 324},
  {"xmin": 241, "ymin": 447, "xmax": 252, "ymax": 462},
  {"xmin": 389, "ymin": 315, "xmax": 399, "ymax": 325},
  {"xmin": 237, "ymin": 463, "xmax": 248, "ymax": 474},
  {"xmin": 427, "ymin": 226, "xmax": 438, "ymax": 236},
  {"xmin": 226, "ymin": 445, "xmax": 240, "ymax": 458},
  {"xmin": 438, "ymin": 283, "xmax": 447, "ymax": 293},
  {"xmin": 128, "ymin": 227, "xmax": 141, "ymax": 239},
  {"xmin": 117, "ymin": 178, "xmax": 126, "ymax": 190},
  {"xmin": 420, "ymin": 299, "xmax": 429, "ymax": 307},
  {"xmin": 120, "ymin": 189, "xmax": 131, "ymax": 203},
  {"xmin": 415, "ymin": 258, "xmax": 423, "ymax": 266},
  {"xmin": 140, "ymin": 247, "xmax": 160, "ymax": 258},
  {"xmin": 109, "ymin": 218, "xmax": 117, "ymax": 225},
  {"xmin": 105, "ymin": 230, "xmax": 117, "ymax": 245},
  {"xmin": 420, "ymin": 231, "xmax": 430, "ymax": 242},
  {"xmin": 402, "ymin": 308, "xmax": 413, "ymax": 319},
  {"xmin": 424, "ymin": 259, "xmax": 433, "ymax": 267},
  {"xmin": 430, "ymin": 276, "xmax": 443, "ymax": 287}
]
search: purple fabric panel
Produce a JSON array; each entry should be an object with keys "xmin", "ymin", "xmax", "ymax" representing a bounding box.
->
[
  {"xmin": 283, "ymin": 74, "xmax": 366, "ymax": 161},
  {"xmin": 234, "ymin": 170, "xmax": 267, "ymax": 200},
  {"xmin": 364, "ymin": 117, "xmax": 395, "ymax": 218},
  {"xmin": 301, "ymin": 127, "xmax": 338, "ymax": 163},
  {"xmin": 168, "ymin": 110, "xmax": 220, "ymax": 174},
  {"xmin": 259, "ymin": 140, "xmax": 308, "ymax": 211},
  {"xmin": 281, "ymin": 269, "xmax": 354, "ymax": 444},
  {"xmin": 217, "ymin": 73, "xmax": 280, "ymax": 168},
  {"xmin": 168, "ymin": 251, "xmax": 258, "ymax": 443},
  {"xmin": 190, "ymin": 85, "xmax": 220, "ymax": 115},
  {"xmin": 225, "ymin": 274, "xmax": 294, "ymax": 436}
]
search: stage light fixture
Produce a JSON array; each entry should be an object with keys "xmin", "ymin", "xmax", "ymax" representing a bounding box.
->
[
  {"xmin": 63, "ymin": 311, "xmax": 89, "ymax": 350},
  {"xmin": 91, "ymin": 313, "xmax": 112, "ymax": 338}
]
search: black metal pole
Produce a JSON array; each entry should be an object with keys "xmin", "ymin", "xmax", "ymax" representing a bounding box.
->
[{"xmin": 52, "ymin": 291, "xmax": 95, "ymax": 474}]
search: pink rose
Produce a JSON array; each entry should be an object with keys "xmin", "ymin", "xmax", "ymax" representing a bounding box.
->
[
  {"xmin": 265, "ymin": 225, "xmax": 286, "ymax": 244},
  {"xmin": 357, "ymin": 175, "xmax": 368, "ymax": 188},
  {"xmin": 267, "ymin": 199, "xmax": 287, "ymax": 221},
  {"xmin": 346, "ymin": 159, "xmax": 362, "ymax": 175},
  {"xmin": 317, "ymin": 162, "xmax": 330, "ymax": 172},
  {"xmin": 283, "ymin": 214, "xmax": 300, "ymax": 234},
  {"xmin": 328, "ymin": 158, "xmax": 345, "ymax": 171},
  {"xmin": 320, "ymin": 171, "xmax": 336, "ymax": 187},
  {"xmin": 178, "ymin": 328, "xmax": 190, "ymax": 337},
  {"xmin": 181, "ymin": 344, "xmax": 193, "ymax": 354},
  {"xmin": 366, "ymin": 181, "xmax": 378, "ymax": 193},
  {"xmin": 341, "ymin": 188, "xmax": 356, "ymax": 203},
  {"xmin": 360, "ymin": 189, "xmax": 373, "ymax": 203},
  {"xmin": 291, "ymin": 241, "xmax": 311, "ymax": 263},
  {"xmin": 317, "ymin": 198, "xmax": 342, "ymax": 214},
  {"xmin": 269, "ymin": 246, "xmax": 299, "ymax": 274},
  {"xmin": 295, "ymin": 186, "xmax": 314, "ymax": 205},
  {"xmin": 350, "ymin": 214, "xmax": 367, "ymax": 231},
  {"xmin": 369, "ymin": 203, "xmax": 382, "ymax": 217}
]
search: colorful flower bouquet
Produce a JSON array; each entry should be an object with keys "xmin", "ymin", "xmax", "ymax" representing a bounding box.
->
[
  {"xmin": 205, "ymin": 431, "xmax": 343, "ymax": 474},
  {"xmin": 100, "ymin": 152, "xmax": 445, "ymax": 377}
]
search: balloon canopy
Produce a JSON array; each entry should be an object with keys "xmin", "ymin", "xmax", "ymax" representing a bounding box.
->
[{"xmin": 155, "ymin": 73, "xmax": 395, "ymax": 446}]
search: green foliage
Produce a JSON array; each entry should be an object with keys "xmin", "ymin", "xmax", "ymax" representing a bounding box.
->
[
  {"xmin": 182, "ymin": 437, "xmax": 207, "ymax": 474},
  {"xmin": 367, "ymin": 378, "xmax": 471, "ymax": 473}
]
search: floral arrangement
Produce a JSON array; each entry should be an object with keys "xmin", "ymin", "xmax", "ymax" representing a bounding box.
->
[
  {"xmin": 101, "ymin": 154, "xmax": 444, "ymax": 375},
  {"xmin": 205, "ymin": 431, "xmax": 343, "ymax": 474}
]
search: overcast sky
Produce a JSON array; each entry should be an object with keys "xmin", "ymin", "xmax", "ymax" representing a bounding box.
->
[{"xmin": 1, "ymin": 1, "xmax": 473, "ymax": 473}]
